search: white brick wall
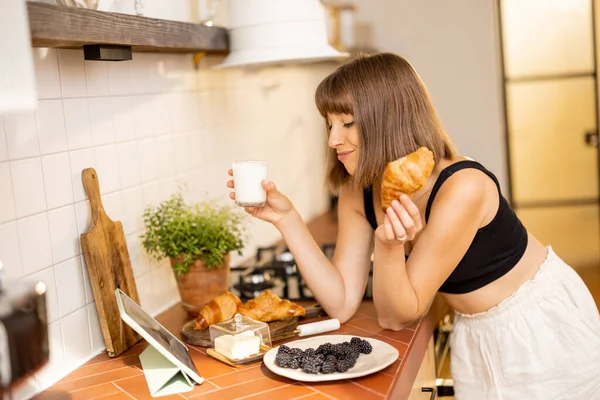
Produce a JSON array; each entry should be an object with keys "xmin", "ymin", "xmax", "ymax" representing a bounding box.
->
[{"xmin": 1, "ymin": 48, "xmax": 333, "ymax": 398}]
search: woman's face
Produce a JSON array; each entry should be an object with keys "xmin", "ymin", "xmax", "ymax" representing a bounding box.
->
[{"xmin": 327, "ymin": 113, "xmax": 359, "ymax": 175}]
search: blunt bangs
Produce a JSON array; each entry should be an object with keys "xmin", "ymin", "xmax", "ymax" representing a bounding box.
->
[{"xmin": 315, "ymin": 69, "xmax": 354, "ymax": 118}]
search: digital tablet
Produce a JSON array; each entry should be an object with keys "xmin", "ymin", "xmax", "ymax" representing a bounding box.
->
[{"xmin": 115, "ymin": 288, "xmax": 204, "ymax": 385}]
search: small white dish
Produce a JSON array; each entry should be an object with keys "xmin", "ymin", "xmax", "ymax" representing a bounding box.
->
[{"xmin": 263, "ymin": 334, "xmax": 399, "ymax": 382}]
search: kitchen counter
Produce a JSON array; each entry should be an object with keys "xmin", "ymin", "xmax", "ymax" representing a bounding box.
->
[
  {"xmin": 36, "ymin": 297, "xmax": 445, "ymax": 400},
  {"xmin": 36, "ymin": 209, "xmax": 449, "ymax": 399}
]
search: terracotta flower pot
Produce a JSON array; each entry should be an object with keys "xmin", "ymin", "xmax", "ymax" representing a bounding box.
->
[{"xmin": 170, "ymin": 253, "xmax": 231, "ymax": 316}]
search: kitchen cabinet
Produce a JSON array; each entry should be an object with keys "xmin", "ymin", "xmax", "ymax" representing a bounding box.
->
[{"xmin": 409, "ymin": 336, "xmax": 437, "ymax": 400}]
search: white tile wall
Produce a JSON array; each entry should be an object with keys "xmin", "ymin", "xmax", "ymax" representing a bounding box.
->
[
  {"xmin": 18, "ymin": 213, "xmax": 53, "ymax": 275},
  {"xmin": 0, "ymin": 116, "xmax": 8, "ymax": 161},
  {"xmin": 85, "ymin": 61, "xmax": 110, "ymax": 97},
  {"xmin": 0, "ymin": 48, "xmax": 332, "ymax": 397},
  {"xmin": 0, "ymin": 163, "xmax": 15, "ymax": 223},
  {"xmin": 48, "ymin": 206, "xmax": 79, "ymax": 263},
  {"xmin": 42, "ymin": 153, "xmax": 74, "ymax": 209},
  {"xmin": 37, "ymin": 99, "xmax": 68, "ymax": 155},
  {"xmin": 55, "ymin": 256, "xmax": 86, "ymax": 316},
  {"xmin": 63, "ymin": 98, "xmax": 93, "ymax": 150},
  {"xmin": 61, "ymin": 307, "xmax": 92, "ymax": 367},
  {"xmin": 0, "ymin": 222, "xmax": 22, "ymax": 281},
  {"xmin": 11, "ymin": 158, "xmax": 47, "ymax": 217},
  {"xmin": 32, "ymin": 48, "xmax": 61, "ymax": 99},
  {"xmin": 5, "ymin": 111, "xmax": 40, "ymax": 159}
]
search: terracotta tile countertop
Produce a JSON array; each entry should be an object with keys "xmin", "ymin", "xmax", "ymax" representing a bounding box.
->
[{"xmin": 37, "ymin": 298, "xmax": 444, "ymax": 400}]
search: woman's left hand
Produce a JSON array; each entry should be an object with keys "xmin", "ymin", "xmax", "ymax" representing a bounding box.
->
[{"xmin": 375, "ymin": 194, "xmax": 423, "ymax": 246}]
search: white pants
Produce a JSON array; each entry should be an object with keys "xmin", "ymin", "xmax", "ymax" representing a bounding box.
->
[{"xmin": 450, "ymin": 247, "xmax": 600, "ymax": 400}]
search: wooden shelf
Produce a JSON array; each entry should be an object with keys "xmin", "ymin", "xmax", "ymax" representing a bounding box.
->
[{"xmin": 27, "ymin": 2, "xmax": 229, "ymax": 54}]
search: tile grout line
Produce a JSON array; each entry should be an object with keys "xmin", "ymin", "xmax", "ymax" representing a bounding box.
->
[
  {"xmin": 36, "ymin": 118, "xmax": 70, "ymax": 362},
  {"xmin": 206, "ymin": 374, "xmax": 273, "ymax": 391},
  {"xmin": 64, "ymin": 370, "xmax": 143, "ymax": 394},
  {"xmin": 349, "ymin": 380, "xmax": 385, "ymax": 398},
  {"xmin": 55, "ymin": 364, "xmax": 143, "ymax": 388},
  {"xmin": 2, "ymin": 132, "xmax": 198, "ymax": 175},
  {"xmin": 186, "ymin": 386, "xmax": 221, "ymax": 399},
  {"xmin": 74, "ymin": 382, "xmax": 124, "ymax": 400},
  {"xmin": 289, "ymin": 393, "xmax": 318, "ymax": 400},
  {"xmin": 3, "ymin": 120, "xmax": 204, "ymax": 163},
  {"xmin": 300, "ymin": 386, "xmax": 337, "ymax": 400},
  {"xmin": 285, "ymin": 382, "xmax": 320, "ymax": 400},
  {"xmin": 35, "ymin": 113, "xmax": 75, "ymax": 390},
  {"xmin": 185, "ymin": 380, "xmax": 226, "ymax": 399},
  {"xmin": 234, "ymin": 383, "xmax": 294, "ymax": 400},
  {"xmin": 58, "ymin": 354, "xmax": 144, "ymax": 383},
  {"xmin": 203, "ymin": 379, "xmax": 222, "ymax": 390},
  {"xmin": 4, "ymin": 154, "xmax": 25, "ymax": 280},
  {"xmin": 40, "ymin": 368, "xmax": 143, "ymax": 399},
  {"xmin": 0, "ymin": 165, "xmax": 210, "ymax": 226},
  {"xmin": 379, "ymin": 363, "xmax": 401, "ymax": 378},
  {"xmin": 112, "ymin": 382, "xmax": 137, "ymax": 400}
]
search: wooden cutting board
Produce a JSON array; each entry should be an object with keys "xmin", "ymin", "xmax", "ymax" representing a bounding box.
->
[
  {"xmin": 80, "ymin": 168, "xmax": 141, "ymax": 357},
  {"xmin": 180, "ymin": 304, "xmax": 325, "ymax": 347}
]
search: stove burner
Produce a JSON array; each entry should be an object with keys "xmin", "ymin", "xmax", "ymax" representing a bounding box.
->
[{"xmin": 230, "ymin": 243, "xmax": 373, "ymax": 301}]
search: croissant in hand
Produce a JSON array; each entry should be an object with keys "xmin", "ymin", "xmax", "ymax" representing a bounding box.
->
[
  {"xmin": 237, "ymin": 289, "xmax": 305, "ymax": 322},
  {"xmin": 193, "ymin": 291, "xmax": 243, "ymax": 330},
  {"xmin": 381, "ymin": 147, "xmax": 435, "ymax": 212}
]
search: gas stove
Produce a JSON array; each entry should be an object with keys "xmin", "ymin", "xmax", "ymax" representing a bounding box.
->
[{"xmin": 230, "ymin": 243, "xmax": 374, "ymax": 301}]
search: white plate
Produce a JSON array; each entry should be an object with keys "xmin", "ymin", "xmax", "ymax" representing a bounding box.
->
[{"xmin": 263, "ymin": 334, "xmax": 399, "ymax": 382}]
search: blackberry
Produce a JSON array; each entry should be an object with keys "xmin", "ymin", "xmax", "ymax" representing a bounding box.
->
[
  {"xmin": 343, "ymin": 345, "xmax": 360, "ymax": 361},
  {"xmin": 356, "ymin": 339, "xmax": 373, "ymax": 354},
  {"xmin": 301, "ymin": 356, "xmax": 323, "ymax": 374},
  {"xmin": 290, "ymin": 348, "xmax": 304, "ymax": 359},
  {"xmin": 350, "ymin": 337, "xmax": 362, "ymax": 347},
  {"xmin": 320, "ymin": 360, "xmax": 337, "ymax": 374},
  {"xmin": 343, "ymin": 355, "xmax": 357, "ymax": 368},
  {"xmin": 278, "ymin": 345, "xmax": 291, "ymax": 354},
  {"xmin": 287, "ymin": 357, "xmax": 300, "ymax": 369},
  {"xmin": 316, "ymin": 343, "xmax": 334, "ymax": 356},
  {"xmin": 303, "ymin": 348, "xmax": 316, "ymax": 358},
  {"xmin": 325, "ymin": 354, "xmax": 338, "ymax": 363},
  {"xmin": 331, "ymin": 343, "xmax": 346, "ymax": 358},
  {"xmin": 336, "ymin": 357, "xmax": 354, "ymax": 373},
  {"xmin": 275, "ymin": 353, "xmax": 293, "ymax": 368}
]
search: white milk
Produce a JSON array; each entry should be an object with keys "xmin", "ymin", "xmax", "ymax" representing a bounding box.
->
[{"xmin": 232, "ymin": 160, "xmax": 268, "ymax": 207}]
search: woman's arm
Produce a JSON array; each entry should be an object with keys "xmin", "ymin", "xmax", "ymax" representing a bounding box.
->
[
  {"xmin": 274, "ymin": 183, "xmax": 374, "ymax": 323},
  {"xmin": 373, "ymin": 169, "xmax": 493, "ymax": 330},
  {"xmin": 228, "ymin": 172, "xmax": 373, "ymax": 322}
]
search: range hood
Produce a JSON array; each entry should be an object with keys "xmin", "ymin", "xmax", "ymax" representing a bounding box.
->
[{"xmin": 214, "ymin": 0, "xmax": 348, "ymax": 69}]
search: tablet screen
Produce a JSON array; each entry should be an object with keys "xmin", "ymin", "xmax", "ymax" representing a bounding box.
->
[{"xmin": 115, "ymin": 289, "xmax": 203, "ymax": 384}]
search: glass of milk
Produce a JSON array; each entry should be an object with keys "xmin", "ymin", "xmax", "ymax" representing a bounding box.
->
[{"xmin": 232, "ymin": 160, "xmax": 268, "ymax": 207}]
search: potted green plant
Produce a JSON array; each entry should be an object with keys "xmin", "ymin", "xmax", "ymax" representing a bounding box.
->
[{"xmin": 141, "ymin": 190, "xmax": 248, "ymax": 315}]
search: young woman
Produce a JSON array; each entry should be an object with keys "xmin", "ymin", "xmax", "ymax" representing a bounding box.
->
[{"xmin": 227, "ymin": 53, "xmax": 600, "ymax": 399}]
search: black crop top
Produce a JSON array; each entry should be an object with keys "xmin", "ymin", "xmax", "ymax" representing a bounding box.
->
[{"xmin": 363, "ymin": 160, "xmax": 528, "ymax": 294}]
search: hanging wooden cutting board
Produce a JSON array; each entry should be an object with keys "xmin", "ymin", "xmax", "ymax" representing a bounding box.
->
[{"xmin": 80, "ymin": 168, "xmax": 141, "ymax": 357}]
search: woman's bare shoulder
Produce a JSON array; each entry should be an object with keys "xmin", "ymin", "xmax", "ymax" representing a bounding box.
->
[{"xmin": 429, "ymin": 163, "xmax": 497, "ymax": 227}]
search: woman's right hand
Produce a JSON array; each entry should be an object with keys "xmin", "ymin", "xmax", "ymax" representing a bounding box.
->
[{"xmin": 227, "ymin": 169, "xmax": 295, "ymax": 227}]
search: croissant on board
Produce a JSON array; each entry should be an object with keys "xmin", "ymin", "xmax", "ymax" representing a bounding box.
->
[
  {"xmin": 381, "ymin": 147, "xmax": 435, "ymax": 212},
  {"xmin": 237, "ymin": 289, "xmax": 306, "ymax": 322},
  {"xmin": 193, "ymin": 291, "xmax": 243, "ymax": 330}
]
